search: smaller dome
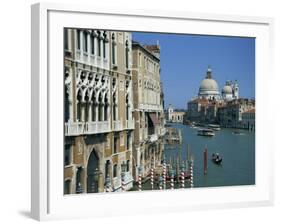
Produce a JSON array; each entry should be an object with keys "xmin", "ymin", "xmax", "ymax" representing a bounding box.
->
[{"xmin": 222, "ymin": 85, "xmax": 232, "ymax": 94}]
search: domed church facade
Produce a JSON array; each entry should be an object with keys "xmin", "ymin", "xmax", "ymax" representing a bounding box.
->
[
  {"xmin": 198, "ymin": 66, "xmax": 239, "ymax": 102},
  {"xmin": 198, "ymin": 67, "xmax": 221, "ymax": 100}
]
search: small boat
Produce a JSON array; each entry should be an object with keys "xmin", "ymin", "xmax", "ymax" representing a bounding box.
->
[
  {"xmin": 232, "ymin": 130, "xmax": 242, "ymax": 135},
  {"xmin": 197, "ymin": 128, "xmax": 215, "ymax": 137},
  {"xmin": 212, "ymin": 153, "xmax": 222, "ymax": 164},
  {"xmin": 208, "ymin": 124, "xmax": 221, "ymax": 131}
]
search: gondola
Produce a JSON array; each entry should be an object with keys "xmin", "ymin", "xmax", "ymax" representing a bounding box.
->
[{"xmin": 212, "ymin": 153, "xmax": 222, "ymax": 164}]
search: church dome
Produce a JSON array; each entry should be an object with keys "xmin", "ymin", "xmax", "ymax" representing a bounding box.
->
[
  {"xmin": 222, "ymin": 85, "xmax": 232, "ymax": 94},
  {"xmin": 199, "ymin": 79, "xmax": 219, "ymax": 93}
]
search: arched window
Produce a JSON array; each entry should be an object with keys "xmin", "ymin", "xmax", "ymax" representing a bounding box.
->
[
  {"xmin": 64, "ymin": 85, "xmax": 70, "ymax": 122},
  {"xmin": 111, "ymin": 33, "xmax": 116, "ymax": 64},
  {"xmin": 83, "ymin": 31, "xmax": 88, "ymax": 52},
  {"xmin": 77, "ymin": 30, "xmax": 81, "ymax": 50},
  {"xmin": 113, "ymin": 92, "xmax": 117, "ymax": 121},
  {"xmin": 64, "ymin": 29, "xmax": 69, "ymax": 50},
  {"xmin": 103, "ymin": 32, "xmax": 107, "ymax": 59},
  {"xmin": 125, "ymin": 40, "xmax": 129, "ymax": 69},
  {"xmin": 126, "ymin": 132, "xmax": 130, "ymax": 150},
  {"xmin": 105, "ymin": 160, "xmax": 110, "ymax": 179},
  {"xmin": 126, "ymin": 94, "xmax": 129, "ymax": 121},
  {"xmin": 113, "ymin": 164, "xmax": 118, "ymax": 178},
  {"xmin": 77, "ymin": 89, "xmax": 83, "ymax": 122},
  {"xmin": 104, "ymin": 94, "xmax": 108, "ymax": 121},
  {"xmin": 98, "ymin": 92, "xmax": 103, "ymax": 121},
  {"xmin": 113, "ymin": 134, "xmax": 118, "ymax": 154},
  {"xmin": 97, "ymin": 31, "xmax": 101, "ymax": 57},
  {"xmin": 91, "ymin": 92, "xmax": 96, "ymax": 121},
  {"xmin": 90, "ymin": 33, "xmax": 95, "ymax": 54},
  {"xmin": 126, "ymin": 160, "xmax": 130, "ymax": 172}
]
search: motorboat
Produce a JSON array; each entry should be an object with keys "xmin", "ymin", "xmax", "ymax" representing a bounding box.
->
[
  {"xmin": 197, "ymin": 128, "xmax": 215, "ymax": 137},
  {"xmin": 208, "ymin": 124, "xmax": 221, "ymax": 131},
  {"xmin": 212, "ymin": 153, "xmax": 222, "ymax": 164}
]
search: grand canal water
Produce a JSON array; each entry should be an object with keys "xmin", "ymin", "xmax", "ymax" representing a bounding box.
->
[
  {"xmin": 131, "ymin": 123, "xmax": 255, "ymax": 191},
  {"xmin": 164, "ymin": 123, "xmax": 255, "ymax": 188}
]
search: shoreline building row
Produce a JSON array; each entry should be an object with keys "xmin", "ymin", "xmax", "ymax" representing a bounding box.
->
[
  {"xmin": 187, "ymin": 67, "xmax": 255, "ymax": 130},
  {"xmin": 64, "ymin": 29, "xmax": 165, "ymax": 194}
]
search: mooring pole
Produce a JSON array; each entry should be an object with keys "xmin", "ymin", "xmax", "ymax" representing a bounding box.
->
[{"xmin": 204, "ymin": 147, "xmax": 208, "ymax": 175}]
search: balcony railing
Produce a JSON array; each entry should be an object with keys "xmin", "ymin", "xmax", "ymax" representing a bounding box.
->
[
  {"xmin": 139, "ymin": 103, "xmax": 163, "ymax": 111},
  {"xmin": 65, "ymin": 121, "xmax": 110, "ymax": 136},
  {"xmin": 113, "ymin": 120, "xmax": 122, "ymax": 131},
  {"xmin": 65, "ymin": 122, "xmax": 84, "ymax": 136},
  {"xmin": 125, "ymin": 119, "xmax": 135, "ymax": 130},
  {"xmin": 85, "ymin": 121, "xmax": 110, "ymax": 134}
]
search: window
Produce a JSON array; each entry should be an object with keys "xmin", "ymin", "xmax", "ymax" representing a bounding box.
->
[
  {"xmin": 83, "ymin": 31, "xmax": 88, "ymax": 52},
  {"xmin": 113, "ymin": 164, "xmax": 118, "ymax": 178},
  {"xmin": 126, "ymin": 132, "xmax": 130, "ymax": 150},
  {"xmin": 77, "ymin": 30, "xmax": 81, "ymax": 50},
  {"xmin": 126, "ymin": 160, "xmax": 130, "ymax": 172},
  {"xmin": 97, "ymin": 31, "xmax": 101, "ymax": 57},
  {"xmin": 103, "ymin": 32, "xmax": 106, "ymax": 58},
  {"xmin": 91, "ymin": 35, "xmax": 95, "ymax": 54},
  {"xmin": 64, "ymin": 29, "xmax": 68, "ymax": 50},
  {"xmin": 105, "ymin": 160, "xmax": 110, "ymax": 178},
  {"xmin": 64, "ymin": 144, "xmax": 71, "ymax": 166},
  {"xmin": 113, "ymin": 134, "xmax": 118, "ymax": 154},
  {"xmin": 112, "ymin": 33, "xmax": 116, "ymax": 64},
  {"xmin": 125, "ymin": 40, "xmax": 129, "ymax": 69}
]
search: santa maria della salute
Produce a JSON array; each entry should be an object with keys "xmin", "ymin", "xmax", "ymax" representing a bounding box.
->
[
  {"xmin": 187, "ymin": 66, "xmax": 254, "ymax": 130},
  {"xmin": 197, "ymin": 66, "xmax": 239, "ymax": 101}
]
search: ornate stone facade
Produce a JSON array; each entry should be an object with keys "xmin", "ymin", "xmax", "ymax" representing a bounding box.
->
[{"xmin": 64, "ymin": 29, "xmax": 134, "ymax": 194}]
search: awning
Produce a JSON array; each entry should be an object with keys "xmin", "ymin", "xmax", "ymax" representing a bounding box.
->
[{"xmin": 148, "ymin": 113, "xmax": 160, "ymax": 126}]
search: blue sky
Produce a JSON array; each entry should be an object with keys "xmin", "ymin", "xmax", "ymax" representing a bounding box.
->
[{"xmin": 132, "ymin": 32, "xmax": 255, "ymax": 109}]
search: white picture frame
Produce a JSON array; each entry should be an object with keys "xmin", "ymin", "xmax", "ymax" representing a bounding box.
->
[{"xmin": 31, "ymin": 2, "xmax": 274, "ymax": 221}]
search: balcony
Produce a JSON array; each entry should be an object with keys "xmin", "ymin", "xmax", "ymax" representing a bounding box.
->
[
  {"xmin": 139, "ymin": 103, "xmax": 163, "ymax": 112},
  {"xmin": 113, "ymin": 120, "xmax": 122, "ymax": 131},
  {"xmin": 65, "ymin": 122, "xmax": 84, "ymax": 136},
  {"xmin": 125, "ymin": 119, "xmax": 135, "ymax": 130},
  {"xmin": 65, "ymin": 121, "xmax": 110, "ymax": 136},
  {"xmin": 85, "ymin": 121, "xmax": 110, "ymax": 134}
]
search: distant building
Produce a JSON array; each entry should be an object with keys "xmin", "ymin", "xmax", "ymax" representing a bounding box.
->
[
  {"xmin": 187, "ymin": 66, "xmax": 254, "ymax": 129},
  {"xmin": 242, "ymin": 108, "xmax": 255, "ymax": 131},
  {"xmin": 217, "ymin": 98, "xmax": 255, "ymax": 128},
  {"xmin": 166, "ymin": 104, "xmax": 186, "ymax": 123}
]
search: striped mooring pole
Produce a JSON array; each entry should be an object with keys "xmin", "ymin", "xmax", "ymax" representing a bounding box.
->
[
  {"xmin": 163, "ymin": 156, "xmax": 167, "ymax": 189},
  {"xmin": 190, "ymin": 160, "xmax": 194, "ymax": 188},
  {"xmin": 181, "ymin": 170, "xmax": 185, "ymax": 188},
  {"xmin": 159, "ymin": 176, "xmax": 163, "ymax": 190},
  {"xmin": 170, "ymin": 170, "xmax": 174, "ymax": 190},
  {"xmin": 150, "ymin": 167, "xmax": 154, "ymax": 190},
  {"xmin": 121, "ymin": 173, "xmax": 126, "ymax": 192},
  {"xmin": 138, "ymin": 173, "xmax": 142, "ymax": 191},
  {"xmin": 204, "ymin": 148, "xmax": 208, "ymax": 175},
  {"xmin": 138, "ymin": 167, "xmax": 142, "ymax": 191}
]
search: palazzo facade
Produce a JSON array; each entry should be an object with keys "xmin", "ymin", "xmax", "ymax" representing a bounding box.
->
[
  {"xmin": 132, "ymin": 42, "xmax": 166, "ymax": 179},
  {"xmin": 64, "ymin": 29, "xmax": 134, "ymax": 194}
]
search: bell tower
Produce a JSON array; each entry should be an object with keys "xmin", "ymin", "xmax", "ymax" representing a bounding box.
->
[{"xmin": 233, "ymin": 80, "xmax": 239, "ymax": 99}]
